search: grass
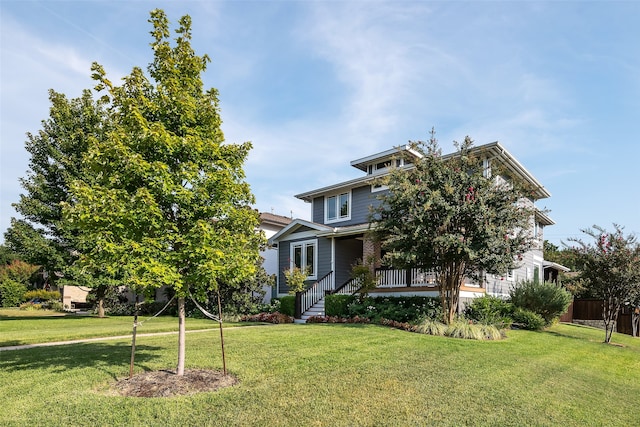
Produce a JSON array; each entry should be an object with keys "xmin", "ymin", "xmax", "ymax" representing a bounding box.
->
[
  {"xmin": 0, "ymin": 308, "xmax": 230, "ymax": 346},
  {"xmin": 1, "ymin": 321, "xmax": 639, "ymax": 426}
]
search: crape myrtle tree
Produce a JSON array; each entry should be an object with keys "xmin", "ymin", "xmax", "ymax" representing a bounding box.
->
[
  {"xmin": 372, "ymin": 130, "xmax": 534, "ymax": 324},
  {"xmin": 569, "ymin": 225, "xmax": 640, "ymax": 343},
  {"xmin": 5, "ymin": 90, "xmax": 112, "ymax": 297},
  {"xmin": 64, "ymin": 10, "xmax": 263, "ymax": 375}
]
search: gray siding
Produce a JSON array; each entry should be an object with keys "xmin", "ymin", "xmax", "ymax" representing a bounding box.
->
[
  {"xmin": 312, "ymin": 185, "xmax": 384, "ymax": 226},
  {"xmin": 485, "ymin": 246, "xmax": 544, "ymax": 297},
  {"xmin": 334, "ymin": 238, "xmax": 364, "ymax": 287},
  {"xmin": 312, "ymin": 197, "xmax": 324, "ymax": 223},
  {"xmin": 276, "ymin": 236, "xmax": 332, "ymax": 294}
]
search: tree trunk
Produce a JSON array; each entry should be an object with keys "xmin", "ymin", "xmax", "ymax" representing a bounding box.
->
[
  {"xmin": 632, "ymin": 308, "xmax": 639, "ymax": 338},
  {"xmin": 439, "ymin": 263, "xmax": 464, "ymax": 325},
  {"xmin": 97, "ymin": 297, "xmax": 105, "ymax": 318},
  {"xmin": 602, "ymin": 296, "xmax": 620, "ymax": 344},
  {"xmin": 177, "ymin": 296, "xmax": 186, "ymax": 376}
]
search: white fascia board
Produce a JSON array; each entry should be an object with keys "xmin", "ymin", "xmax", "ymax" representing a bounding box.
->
[
  {"xmin": 316, "ymin": 223, "xmax": 372, "ymax": 238},
  {"xmin": 535, "ymin": 209, "xmax": 555, "ymax": 226},
  {"xmin": 350, "ymin": 145, "xmax": 423, "ymax": 171},
  {"xmin": 543, "ymin": 260, "xmax": 571, "ymax": 272},
  {"xmin": 468, "ymin": 142, "xmax": 551, "ymax": 200},
  {"xmin": 295, "ymin": 175, "xmax": 374, "ymax": 202},
  {"xmin": 267, "ymin": 219, "xmax": 332, "ymax": 244},
  {"xmin": 296, "ymin": 141, "xmax": 550, "ymax": 202}
]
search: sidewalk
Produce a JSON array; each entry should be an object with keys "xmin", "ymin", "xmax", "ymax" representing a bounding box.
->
[{"xmin": 0, "ymin": 325, "xmax": 268, "ymax": 352}]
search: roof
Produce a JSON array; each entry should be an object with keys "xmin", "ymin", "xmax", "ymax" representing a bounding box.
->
[
  {"xmin": 459, "ymin": 142, "xmax": 551, "ymax": 199},
  {"xmin": 259, "ymin": 212, "xmax": 293, "ymax": 227},
  {"xmin": 543, "ymin": 260, "xmax": 571, "ymax": 272},
  {"xmin": 350, "ymin": 144, "xmax": 423, "ymax": 172},
  {"xmin": 295, "ymin": 141, "xmax": 551, "ymax": 202},
  {"xmin": 267, "ymin": 219, "xmax": 333, "ymax": 244},
  {"xmin": 535, "ymin": 209, "xmax": 555, "ymax": 226}
]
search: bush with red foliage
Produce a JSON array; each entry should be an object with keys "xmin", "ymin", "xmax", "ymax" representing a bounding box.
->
[{"xmin": 240, "ymin": 312, "xmax": 294, "ymax": 324}]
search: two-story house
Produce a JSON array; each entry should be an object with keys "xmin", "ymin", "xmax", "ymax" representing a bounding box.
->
[{"xmin": 269, "ymin": 142, "xmax": 557, "ymax": 320}]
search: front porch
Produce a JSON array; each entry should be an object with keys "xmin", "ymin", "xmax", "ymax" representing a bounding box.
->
[{"xmin": 296, "ymin": 267, "xmax": 485, "ymax": 321}]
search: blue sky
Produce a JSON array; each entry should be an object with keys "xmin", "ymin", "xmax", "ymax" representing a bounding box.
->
[{"xmin": 1, "ymin": 0, "xmax": 639, "ymax": 247}]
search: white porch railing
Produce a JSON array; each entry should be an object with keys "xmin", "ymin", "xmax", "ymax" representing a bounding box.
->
[
  {"xmin": 376, "ymin": 268, "xmax": 438, "ymax": 288},
  {"xmin": 333, "ymin": 277, "xmax": 363, "ymax": 295},
  {"xmin": 300, "ymin": 271, "xmax": 334, "ymax": 315}
]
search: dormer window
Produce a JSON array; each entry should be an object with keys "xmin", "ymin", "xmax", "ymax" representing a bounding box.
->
[
  {"xmin": 367, "ymin": 158, "xmax": 404, "ymax": 175},
  {"xmin": 325, "ymin": 191, "xmax": 351, "ymax": 223}
]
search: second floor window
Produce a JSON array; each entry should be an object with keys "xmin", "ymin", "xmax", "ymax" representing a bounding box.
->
[{"xmin": 326, "ymin": 192, "xmax": 350, "ymax": 223}]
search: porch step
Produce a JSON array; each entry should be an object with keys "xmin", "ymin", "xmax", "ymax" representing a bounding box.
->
[{"xmin": 300, "ymin": 299, "xmax": 325, "ymax": 322}]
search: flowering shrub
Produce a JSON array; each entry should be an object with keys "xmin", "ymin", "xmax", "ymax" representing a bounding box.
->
[
  {"xmin": 347, "ymin": 296, "xmax": 441, "ymax": 323},
  {"xmin": 240, "ymin": 312, "xmax": 294, "ymax": 324},
  {"xmin": 305, "ymin": 315, "xmax": 370, "ymax": 324}
]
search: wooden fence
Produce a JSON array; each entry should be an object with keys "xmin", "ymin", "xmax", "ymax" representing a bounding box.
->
[{"xmin": 562, "ymin": 298, "xmax": 637, "ymax": 337}]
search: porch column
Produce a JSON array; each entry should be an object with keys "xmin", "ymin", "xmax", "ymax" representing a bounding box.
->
[
  {"xmin": 362, "ymin": 235, "xmax": 379, "ymax": 274},
  {"xmin": 331, "ymin": 237, "xmax": 336, "ymax": 289}
]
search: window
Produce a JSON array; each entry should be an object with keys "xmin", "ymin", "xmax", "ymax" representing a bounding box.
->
[
  {"xmin": 291, "ymin": 240, "xmax": 317, "ymax": 279},
  {"xmin": 371, "ymin": 182, "xmax": 389, "ymax": 192},
  {"xmin": 325, "ymin": 192, "xmax": 350, "ymax": 223}
]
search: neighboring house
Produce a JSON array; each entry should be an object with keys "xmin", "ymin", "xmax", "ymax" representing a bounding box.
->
[
  {"xmin": 268, "ymin": 142, "xmax": 558, "ymax": 320},
  {"xmin": 259, "ymin": 212, "xmax": 292, "ymax": 302}
]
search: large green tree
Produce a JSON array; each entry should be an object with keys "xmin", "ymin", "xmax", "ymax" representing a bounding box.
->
[
  {"xmin": 5, "ymin": 89, "xmax": 114, "ymax": 313},
  {"xmin": 569, "ymin": 225, "xmax": 640, "ymax": 343},
  {"xmin": 64, "ymin": 10, "xmax": 263, "ymax": 375},
  {"xmin": 372, "ymin": 131, "xmax": 534, "ymax": 324}
]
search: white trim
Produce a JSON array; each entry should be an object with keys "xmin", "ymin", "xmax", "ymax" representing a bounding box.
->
[
  {"xmin": 268, "ymin": 218, "xmax": 331, "ymax": 244},
  {"xmin": 331, "ymin": 237, "xmax": 336, "ymax": 289},
  {"xmin": 324, "ymin": 190, "xmax": 351, "ymax": 224},
  {"xmin": 371, "ymin": 183, "xmax": 389, "ymax": 193},
  {"xmin": 285, "ymin": 230, "xmax": 321, "ymax": 241},
  {"xmin": 290, "ymin": 239, "xmax": 318, "ymax": 280}
]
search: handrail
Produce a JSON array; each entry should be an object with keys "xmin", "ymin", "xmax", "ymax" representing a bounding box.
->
[
  {"xmin": 331, "ymin": 277, "xmax": 362, "ymax": 295},
  {"xmin": 300, "ymin": 271, "xmax": 334, "ymax": 315}
]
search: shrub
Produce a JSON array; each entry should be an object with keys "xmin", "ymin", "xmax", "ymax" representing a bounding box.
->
[
  {"xmin": 0, "ymin": 279, "xmax": 28, "ymax": 307},
  {"xmin": 397, "ymin": 318, "xmax": 504, "ymax": 340},
  {"xmin": 48, "ymin": 301, "xmax": 64, "ymax": 312},
  {"xmin": 306, "ymin": 315, "xmax": 370, "ymax": 324},
  {"xmin": 20, "ymin": 302, "xmax": 43, "ymax": 311},
  {"xmin": 480, "ymin": 324, "xmax": 505, "ymax": 340},
  {"xmin": 283, "ymin": 267, "xmax": 308, "ymax": 294},
  {"xmin": 463, "ymin": 295, "xmax": 513, "ymax": 328},
  {"xmin": 414, "ymin": 319, "xmax": 447, "ymax": 336},
  {"xmin": 24, "ymin": 289, "xmax": 61, "ymax": 302},
  {"xmin": 325, "ymin": 294, "xmax": 356, "ymax": 317},
  {"xmin": 512, "ymin": 307, "xmax": 545, "ymax": 331},
  {"xmin": 275, "ymin": 296, "xmax": 295, "ymax": 317},
  {"xmin": 347, "ymin": 296, "xmax": 441, "ymax": 323},
  {"xmin": 509, "ymin": 280, "xmax": 572, "ymax": 325},
  {"xmin": 240, "ymin": 312, "xmax": 294, "ymax": 324},
  {"xmin": 445, "ymin": 320, "xmax": 485, "ymax": 340}
]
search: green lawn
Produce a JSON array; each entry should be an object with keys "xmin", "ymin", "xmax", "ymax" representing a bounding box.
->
[
  {"xmin": 1, "ymin": 321, "xmax": 639, "ymax": 426},
  {"xmin": 0, "ymin": 308, "xmax": 226, "ymax": 346}
]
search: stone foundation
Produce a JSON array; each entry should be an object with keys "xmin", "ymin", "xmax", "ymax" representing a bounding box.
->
[{"xmin": 572, "ymin": 319, "xmax": 617, "ymax": 332}]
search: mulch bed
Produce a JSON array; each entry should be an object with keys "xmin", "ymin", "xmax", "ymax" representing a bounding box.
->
[{"xmin": 112, "ymin": 369, "xmax": 238, "ymax": 397}]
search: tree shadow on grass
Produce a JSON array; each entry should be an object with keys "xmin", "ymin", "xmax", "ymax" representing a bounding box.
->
[
  {"xmin": 0, "ymin": 342, "xmax": 164, "ymax": 379},
  {"xmin": 0, "ymin": 313, "xmax": 97, "ymax": 320}
]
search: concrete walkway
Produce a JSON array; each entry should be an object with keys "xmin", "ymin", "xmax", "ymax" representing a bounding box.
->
[{"xmin": 0, "ymin": 325, "xmax": 268, "ymax": 352}]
